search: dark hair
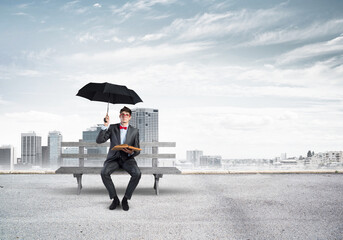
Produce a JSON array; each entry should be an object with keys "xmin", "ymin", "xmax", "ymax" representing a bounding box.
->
[{"xmin": 120, "ymin": 106, "xmax": 132, "ymax": 115}]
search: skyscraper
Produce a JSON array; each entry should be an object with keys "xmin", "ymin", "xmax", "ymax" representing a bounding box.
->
[
  {"xmin": 0, "ymin": 145, "xmax": 15, "ymax": 170},
  {"xmin": 200, "ymin": 155, "xmax": 222, "ymax": 168},
  {"xmin": 187, "ymin": 150, "xmax": 203, "ymax": 167},
  {"xmin": 130, "ymin": 108, "xmax": 159, "ymax": 166},
  {"xmin": 42, "ymin": 146, "xmax": 49, "ymax": 168},
  {"xmin": 21, "ymin": 132, "xmax": 42, "ymax": 167},
  {"xmin": 48, "ymin": 131, "xmax": 62, "ymax": 168}
]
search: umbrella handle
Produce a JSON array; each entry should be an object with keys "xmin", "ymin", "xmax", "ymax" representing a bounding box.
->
[
  {"xmin": 107, "ymin": 101, "xmax": 109, "ymax": 114},
  {"xmin": 104, "ymin": 101, "xmax": 109, "ymax": 123}
]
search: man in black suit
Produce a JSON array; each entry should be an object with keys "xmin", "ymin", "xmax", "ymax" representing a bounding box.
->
[{"xmin": 96, "ymin": 106, "xmax": 141, "ymax": 211}]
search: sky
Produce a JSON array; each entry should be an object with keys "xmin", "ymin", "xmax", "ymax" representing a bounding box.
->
[{"xmin": 1, "ymin": 0, "xmax": 343, "ymax": 160}]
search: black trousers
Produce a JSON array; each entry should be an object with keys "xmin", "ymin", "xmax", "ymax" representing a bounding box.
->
[{"xmin": 101, "ymin": 158, "xmax": 141, "ymax": 200}]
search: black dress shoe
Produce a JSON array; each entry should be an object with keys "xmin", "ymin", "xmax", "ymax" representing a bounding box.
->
[
  {"xmin": 109, "ymin": 197, "xmax": 120, "ymax": 210},
  {"xmin": 122, "ymin": 197, "xmax": 129, "ymax": 211}
]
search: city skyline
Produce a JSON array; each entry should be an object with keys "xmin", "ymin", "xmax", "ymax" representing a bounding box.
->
[
  {"xmin": 0, "ymin": 129, "xmax": 341, "ymax": 170},
  {"xmin": 1, "ymin": 0, "xmax": 343, "ymax": 159}
]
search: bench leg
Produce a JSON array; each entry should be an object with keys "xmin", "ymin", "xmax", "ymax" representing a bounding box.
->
[
  {"xmin": 153, "ymin": 174, "xmax": 163, "ymax": 195},
  {"xmin": 73, "ymin": 174, "xmax": 83, "ymax": 195}
]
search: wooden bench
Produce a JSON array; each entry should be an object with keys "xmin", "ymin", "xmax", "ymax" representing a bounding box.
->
[{"xmin": 55, "ymin": 141, "xmax": 181, "ymax": 195}]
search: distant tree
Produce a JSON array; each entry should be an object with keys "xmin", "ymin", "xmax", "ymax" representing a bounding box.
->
[
  {"xmin": 312, "ymin": 151, "xmax": 315, "ymax": 156},
  {"xmin": 299, "ymin": 155, "xmax": 304, "ymax": 160},
  {"xmin": 307, "ymin": 150, "xmax": 312, "ymax": 157}
]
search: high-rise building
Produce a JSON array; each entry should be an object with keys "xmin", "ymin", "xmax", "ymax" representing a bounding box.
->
[
  {"xmin": 21, "ymin": 132, "xmax": 42, "ymax": 167},
  {"xmin": 48, "ymin": 131, "xmax": 62, "ymax": 168},
  {"xmin": 311, "ymin": 151, "xmax": 343, "ymax": 166},
  {"xmin": 0, "ymin": 145, "xmax": 15, "ymax": 170},
  {"xmin": 42, "ymin": 146, "xmax": 49, "ymax": 168},
  {"xmin": 187, "ymin": 150, "xmax": 203, "ymax": 167},
  {"xmin": 130, "ymin": 108, "xmax": 159, "ymax": 166},
  {"xmin": 83, "ymin": 124, "xmax": 107, "ymax": 166},
  {"xmin": 281, "ymin": 153, "xmax": 287, "ymax": 160},
  {"xmin": 200, "ymin": 155, "xmax": 222, "ymax": 168}
]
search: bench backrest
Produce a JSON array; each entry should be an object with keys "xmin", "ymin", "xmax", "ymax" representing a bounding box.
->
[{"xmin": 61, "ymin": 141, "xmax": 176, "ymax": 167}]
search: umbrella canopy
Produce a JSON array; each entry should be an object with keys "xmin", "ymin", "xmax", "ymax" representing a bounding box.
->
[
  {"xmin": 77, "ymin": 82, "xmax": 142, "ymax": 105},
  {"xmin": 76, "ymin": 82, "xmax": 143, "ymax": 115}
]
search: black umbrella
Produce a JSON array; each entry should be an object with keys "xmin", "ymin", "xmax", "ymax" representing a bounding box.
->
[{"xmin": 76, "ymin": 82, "xmax": 143, "ymax": 121}]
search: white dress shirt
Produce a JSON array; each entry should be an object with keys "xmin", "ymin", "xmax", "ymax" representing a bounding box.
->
[{"xmin": 120, "ymin": 125, "xmax": 128, "ymax": 144}]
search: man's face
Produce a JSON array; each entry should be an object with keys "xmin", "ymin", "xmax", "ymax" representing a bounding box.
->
[{"xmin": 119, "ymin": 111, "xmax": 131, "ymax": 124}]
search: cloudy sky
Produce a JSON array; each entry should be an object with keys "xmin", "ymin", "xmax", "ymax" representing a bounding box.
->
[{"xmin": 1, "ymin": 0, "xmax": 343, "ymax": 160}]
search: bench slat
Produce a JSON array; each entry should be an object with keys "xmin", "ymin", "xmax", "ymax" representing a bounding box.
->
[
  {"xmin": 61, "ymin": 142, "xmax": 176, "ymax": 147},
  {"xmin": 55, "ymin": 167, "xmax": 181, "ymax": 175},
  {"xmin": 61, "ymin": 154, "xmax": 176, "ymax": 159}
]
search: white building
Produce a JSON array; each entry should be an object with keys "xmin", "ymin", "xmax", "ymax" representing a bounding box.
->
[
  {"xmin": 130, "ymin": 108, "xmax": 159, "ymax": 166},
  {"xmin": 200, "ymin": 155, "xmax": 222, "ymax": 168},
  {"xmin": 186, "ymin": 150, "xmax": 203, "ymax": 167},
  {"xmin": 311, "ymin": 151, "xmax": 343, "ymax": 166},
  {"xmin": 21, "ymin": 132, "xmax": 42, "ymax": 167},
  {"xmin": 48, "ymin": 131, "xmax": 62, "ymax": 168},
  {"xmin": 280, "ymin": 153, "xmax": 287, "ymax": 160}
]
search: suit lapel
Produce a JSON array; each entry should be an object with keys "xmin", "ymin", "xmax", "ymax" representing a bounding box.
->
[
  {"xmin": 114, "ymin": 124, "xmax": 121, "ymax": 145},
  {"xmin": 124, "ymin": 125, "xmax": 132, "ymax": 144}
]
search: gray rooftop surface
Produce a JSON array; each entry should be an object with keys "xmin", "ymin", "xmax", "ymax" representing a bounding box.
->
[{"xmin": 0, "ymin": 174, "xmax": 342, "ymax": 239}]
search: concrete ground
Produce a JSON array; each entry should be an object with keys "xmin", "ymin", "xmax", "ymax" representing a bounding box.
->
[{"xmin": 0, "ymin": 173, "xmax": 342, "ymax": 240}]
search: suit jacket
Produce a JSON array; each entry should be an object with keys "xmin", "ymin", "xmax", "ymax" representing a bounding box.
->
[{"xmin": 96, "ymin": 123, "xmax": 140, "ymax": 163}]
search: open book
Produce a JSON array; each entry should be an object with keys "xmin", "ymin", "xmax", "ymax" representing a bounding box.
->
[{"xmin": 111, "ymin": 144, "xmax": 142, "ymax": 151}]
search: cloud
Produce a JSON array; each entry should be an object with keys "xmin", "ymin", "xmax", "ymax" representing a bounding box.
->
[
  {"xmin": 61, "ymin": 1, "xmax": 89, "ymax": 14},
  {"xmin": 110, "ymin": 0, "xmax": 177, "ymax": 20},
  {"xmin": 223, "ymin": 114, "xmax": 275, "ymax": 130},
  {"xmin": 139, "ymin": 4, "xmax": 343, "ymax": 50},
  {"xmin": 0, "ymin": 96, "xmax": 10, "ymax": 105},
  {"xmin": 0, "ymin": 64, "xmax": 45, "ymax": 79},
  {"xmin": 56, "ymin": 54, "xmax": 343, "ymax": 108},
  {"xmin": 140, "ymin": 6, "xmax": 289, "ymax": 43},
  {"xmin": 104, "ymin": 36, "xmax": 123, "ymax": 43},
  {"xmin": 145, "ymin": 14, "xmax": 171, "ymax": 20},
  {"xmin": 12, "ymin": 12, "xmax": 33, "ymax": 18},
  {"xmin": 21, "ymin": 48, "xmax": 56, "ymax": 61},
  {"xmin": 127, "ymin": 36, "xmax": 136, "ymax": 43},
  {"xmin": 75, "ymin": 27, "xmax": 124, "ymax": 43},
  {"xmin": 17, "ymin": 70, "xmax": 41, "ymax": 77},
  {"xmin": 278, "ymin": 111, "xmax": 298, "ymax": 121},
  {"xmin": 141, "ymin": 33, "xmax": 166, "ymax": 41},
  {"xmin": 39, "ymin": 27, "xmax": 65, "ymax": 32},
  {"xmin": 5, "ymin": 111, "xmax": 63, "ymax": 123},
  {"xmin": 63, "ymin": 42, "xmax": 212, "ymax": 64},
  {"xmin": 79, "ymin": 32, "xmax": 96, "ymax": 43},
  {"xmin": 93, "ymin": 3, "xmax": 101, "ymax": 8},
  {"xmin": 17, "ymin": 3, "xmax": 33, "ymax": 9},
  {"xmin": 61, "ymin": 1, "xmax": 79, "ymax": 9},
  {"xmin": 13, "ymin": 12, "xmax": 26, "ymax": 16},
  {"xmin": 276, "ymin": 34, "xmax": 343, "ymax": 65},
  {"xmin": 246, "ymin": 19, "xmax": 343, "ymax": 46}
]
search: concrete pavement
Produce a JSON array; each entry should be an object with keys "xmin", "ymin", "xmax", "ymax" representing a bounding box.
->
[{"xmin": 0, "ymin": 174, "xmax": 342, "ymax": 239}]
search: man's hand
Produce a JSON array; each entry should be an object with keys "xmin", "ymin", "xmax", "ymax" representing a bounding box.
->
[
  {"xmin": 104, "ymin": 114, "xmax": 110, "ymax": 127},
  {"xmin": 122, "ymin": 148, "xmax": 134, "ymax": 155}
]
